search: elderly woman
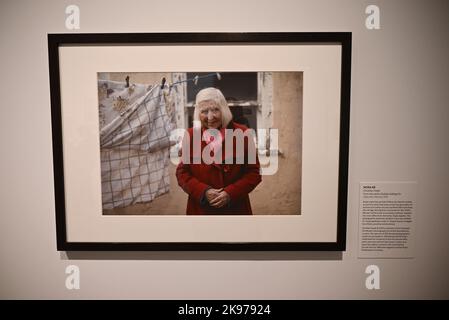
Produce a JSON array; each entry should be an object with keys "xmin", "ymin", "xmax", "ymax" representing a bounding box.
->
[{"xmin": 176, "ymin": 87, "xmax": 262, "ymax": 215}]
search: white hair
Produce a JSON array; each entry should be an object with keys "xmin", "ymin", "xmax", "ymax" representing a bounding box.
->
[{"xmin": 193, "ymin": 87, "xmax": 233, "ymax": 128}]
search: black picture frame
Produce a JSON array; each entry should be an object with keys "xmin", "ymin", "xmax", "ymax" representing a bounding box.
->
[{"xmin": 48, "ymin": 32, "xmax": 351, "ymax": 251}]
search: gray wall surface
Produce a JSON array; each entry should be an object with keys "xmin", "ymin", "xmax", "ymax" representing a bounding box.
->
[{"xmin": 1, "ymin": 0, "xmax": 448, "ymax": 299}]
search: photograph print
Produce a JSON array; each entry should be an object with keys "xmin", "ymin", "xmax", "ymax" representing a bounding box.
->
[{"xmin": 97, "ymin": 71, "xmax": 303, "ymax": 216}]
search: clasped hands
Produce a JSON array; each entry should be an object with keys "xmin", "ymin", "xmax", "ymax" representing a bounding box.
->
[{"xmin": 205, "ymin": 188, "xmax": 230, "ymax": 208}]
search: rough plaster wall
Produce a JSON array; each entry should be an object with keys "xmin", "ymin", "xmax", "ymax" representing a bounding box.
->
[
  {"xmin": 1, "ymin": 0, "xmax": 448, "ymax": 299},
  {"xmin": 251, "ymin": 72, "xmax": 302, "ymax": 214}
]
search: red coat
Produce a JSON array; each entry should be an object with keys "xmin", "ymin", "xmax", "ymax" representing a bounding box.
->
[{"xmin": 176, "ymin": 122, "xmax": 262, "ymax": 215}]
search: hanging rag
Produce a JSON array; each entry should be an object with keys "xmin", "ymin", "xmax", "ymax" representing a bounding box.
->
[{"xmin": 98, "ymin": 79, "xmax": 176, "ymax": 209}]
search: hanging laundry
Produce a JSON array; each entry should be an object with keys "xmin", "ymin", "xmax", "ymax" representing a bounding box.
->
[{"xmin": 98, "ymin": 79, "xmax": 176, "ymax": 209}]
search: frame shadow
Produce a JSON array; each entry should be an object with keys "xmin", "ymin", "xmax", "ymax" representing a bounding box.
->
[{"xmin": 62, "ymin": 251, "xmax": 342, "ymax": 261}]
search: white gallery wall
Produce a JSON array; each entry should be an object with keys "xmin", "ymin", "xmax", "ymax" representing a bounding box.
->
[{"xmin": 0, "ymin": 0, "xmax": 448, "ymax": 299}]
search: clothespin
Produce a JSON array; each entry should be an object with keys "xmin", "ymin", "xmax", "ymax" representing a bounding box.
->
[
  {"xmin": 216, "ymin": 73, "xmax": 221, "ymax": 80},
  {"xmin": 125, "ymin": 75, "xmax": 130, "ymax": 88},
  {"xmin": 161, "ymin": 77, "xmax": 166, "ymax": 89}
]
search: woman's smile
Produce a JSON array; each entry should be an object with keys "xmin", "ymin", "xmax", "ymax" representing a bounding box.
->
[{"xmin": 198, "ymin": 100, "xmax": 222, "ymax": 129}]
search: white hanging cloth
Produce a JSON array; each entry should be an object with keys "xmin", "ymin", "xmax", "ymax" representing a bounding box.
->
[{"xmin": 98, "ymin": 79, "xmax": 176, "ymax": 209}]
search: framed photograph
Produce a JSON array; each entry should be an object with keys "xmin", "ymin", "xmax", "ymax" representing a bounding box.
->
[{"xmin": 48, "ymin": 32, "xmax": 351, "ymax": 251}]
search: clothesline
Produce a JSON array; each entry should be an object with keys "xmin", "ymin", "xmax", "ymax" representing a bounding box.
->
[
  {"xmin": 123, "ymin": 72, "xmax": 222, "ymax": 109},
  {"xmin": 168, "ymin": 72, "xmax": 222, "ymax": 88},
  {"xmin": 99, "ymin": 72, "xmax": 222, "ymax": 143}
]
